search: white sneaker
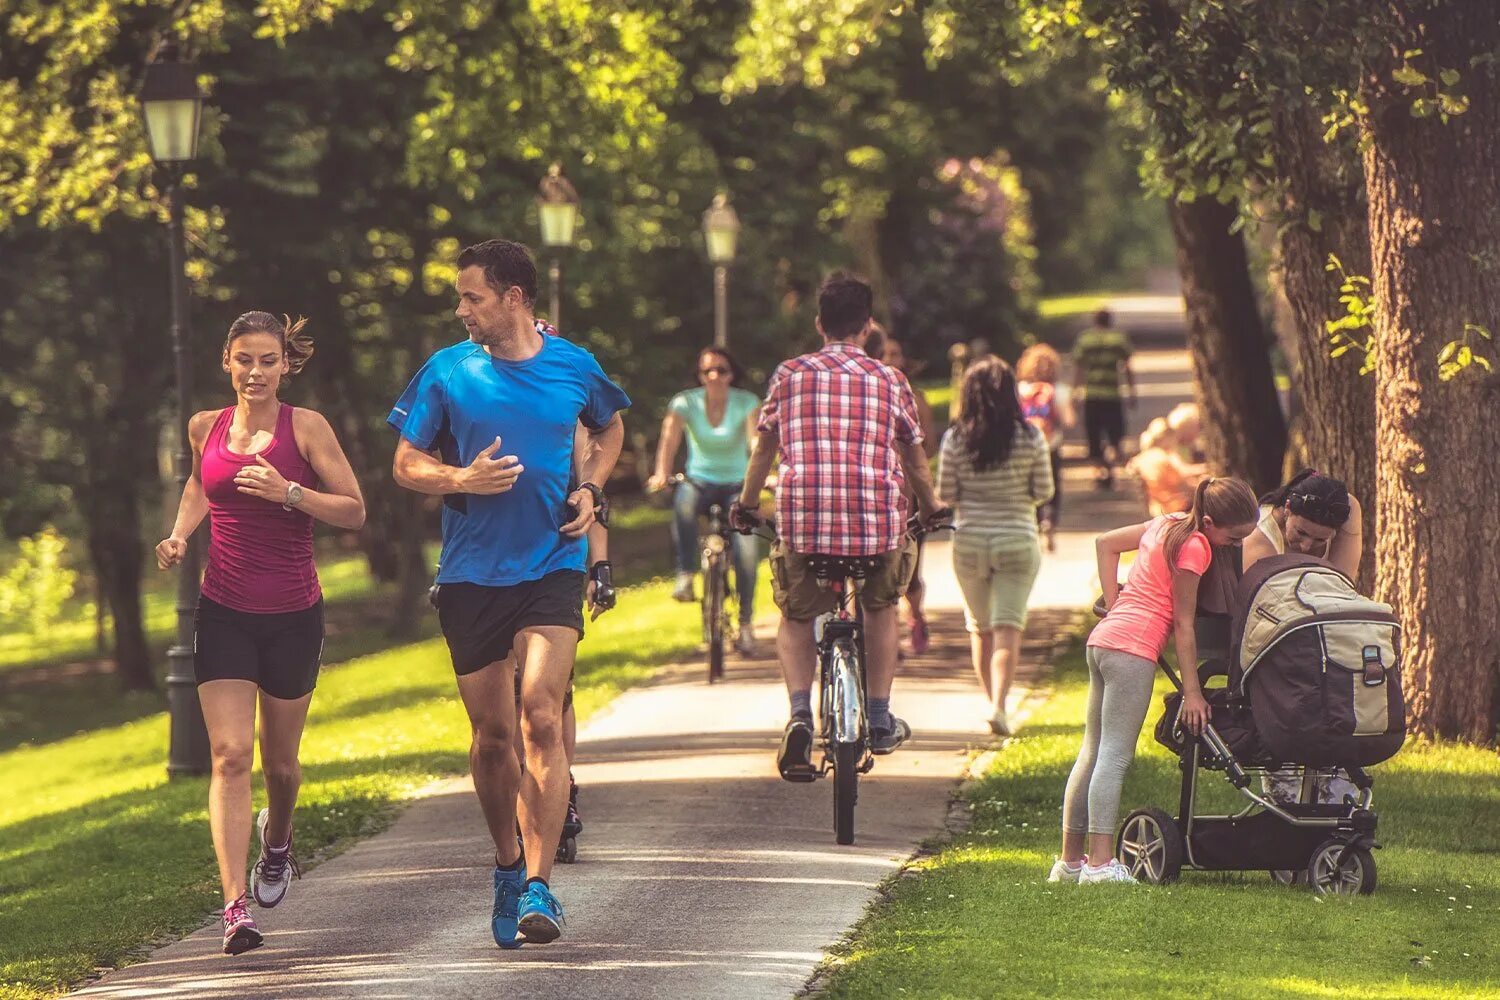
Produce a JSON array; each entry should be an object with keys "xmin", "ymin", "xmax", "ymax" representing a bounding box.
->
[
  {"xmin": 251, "ymin": 808, "xmax": 301, "ymax": 907},
  {"xmin": 735, "ymin": 626, "xmax": 757, "ymax": 657},
  {"xmin": 671, "ymin": 572, "xmax": 695, "ymax": 603},
  {"xmin": 1078, "ymin": 858, "xmax": 1137, "ymax": 885},
  {"xmin": 1047, "ymin": 858, "xmax": 1082, "ymax": 883},
  {"xmin": 988, "ymin": 708, "xmax": 1011, "ymax": 737}
]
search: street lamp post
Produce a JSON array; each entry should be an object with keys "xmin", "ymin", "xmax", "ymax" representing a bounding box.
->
[
  {"xmin": 536, "ymin": 163, "xmax": 580, "ymax": 330},
  {"xmin": 141, "ymin": 48, "xmax": 209, "ymax": 777},
  {"xmin": 702, "ymin": 193, "xmax": 741, "ymax": 349}
]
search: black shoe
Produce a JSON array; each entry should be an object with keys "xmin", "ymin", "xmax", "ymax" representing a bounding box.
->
[
  {"xmin": 777, "ymin": 716, "xmax": 816, "ymax": 782},
  {"xmin": 871, "ymin": 716, "xmax": 912, "ymax": 755}
]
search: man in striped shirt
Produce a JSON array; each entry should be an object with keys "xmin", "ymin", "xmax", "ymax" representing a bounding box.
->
[{"xmin": 732, "ymin": 274, "xmax": 942, "ymax": 778}]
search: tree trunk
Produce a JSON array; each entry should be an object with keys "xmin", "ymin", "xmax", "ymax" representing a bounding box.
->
[
  {"xmin": 83, "ymin": 467, "xmax": 154, "ymax": 691},
  {"xmin": 1362, "ymin": 0, "xmax": 1500, "ymax": 743},
  {"xmin": 1167, "ymin": 197, "xmax": 1288, "ymax": 493},
  {"xmin": 1272, "ymin": 101, "xmax": 1379, "ymax": 594}
]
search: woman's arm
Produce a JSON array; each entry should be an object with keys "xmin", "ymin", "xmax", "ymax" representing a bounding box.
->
[
  {"xmin": 1328, "ymin": 492, "xmax": 1363, "ymax": 581},
  {"xmin": 936, "ymin": 431, "xmax": 958, "ymax": 508},
  {"xmin": 1171, "ymin": 567, "xmax": 1209, "ymax": 735},
  {"xmin": 1029, "ymin": 431, "xmax": 1056, "ymax": 507},
  {"xmin": 1095, "ymin": 521, "xmax": 1151, "ymax": 609},
  {"xmin": 647, "ymin": 411, "xmax": 685, "ymax": 492},
  {"xmin": 273, "ymin": 409, "xmax": 366, "ymax": 530},
  {"xmin": 155, "ymin": 411, "xmax": 217, "ymax": 569}
]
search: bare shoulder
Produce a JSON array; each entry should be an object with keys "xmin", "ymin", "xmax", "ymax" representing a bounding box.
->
[
  {"xmin": 187, "ymin": 409, "xmax": 220, "ymax": 446},
  {"xmin": 291, "ymin": 406, "xmax": 336, "ymax": 439}
]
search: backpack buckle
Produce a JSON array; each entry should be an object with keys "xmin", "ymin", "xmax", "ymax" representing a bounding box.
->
[{"xmin": 1361, "ymin": 645, "xmax": 1385, "ymax": 687}]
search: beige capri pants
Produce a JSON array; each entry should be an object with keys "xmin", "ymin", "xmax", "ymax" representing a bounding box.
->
[{"xmin": 951, "ymin": 529, "xmax": 1042, "ymax": 632}]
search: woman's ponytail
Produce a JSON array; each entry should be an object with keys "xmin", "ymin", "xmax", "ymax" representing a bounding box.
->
[
  {"xmin": 281, "ymin": 315, "xmax": 314, "ymax": 375},
  {"xmin": 1161, "ymin": 476, "xmax": 1259, "ymax": 567},
  {"xmin": 1162, "ymin": 477, "xmax": 1213, "ymax": 567}
]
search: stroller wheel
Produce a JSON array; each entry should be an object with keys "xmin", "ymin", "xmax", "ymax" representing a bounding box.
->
[
  {"xmin": 1307, "ymin": 840, "xmax": 1376, "ymax": 896},
  {"xmin": 1116, "ymin": 807, "xmax": 1184, "ymax": 885}
]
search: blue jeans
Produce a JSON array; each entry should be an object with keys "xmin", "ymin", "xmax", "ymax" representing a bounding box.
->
[{"xmin": 671, "ymin": 479, "xmax": 759, "ymax": 625}]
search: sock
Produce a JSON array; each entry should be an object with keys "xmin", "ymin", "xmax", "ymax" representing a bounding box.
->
[
  {"xmin": 789, "ymin": 690, "xmax": 812, "ymax": 720},
  {"xmin": 496, "ymin": 852, "xmax": 524, "ymax": 872},
  {"xmin": 525, "ymin": 876, "xmax": 549, "ymax": 891},
  {"xmin": 869, "ymin": 696, "xmax": 892, "ymax": 730}
]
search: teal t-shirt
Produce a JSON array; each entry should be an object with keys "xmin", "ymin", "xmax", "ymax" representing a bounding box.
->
[{"xmin": 670, "ymin": 386, "xmax": 759, "ymax": 485}]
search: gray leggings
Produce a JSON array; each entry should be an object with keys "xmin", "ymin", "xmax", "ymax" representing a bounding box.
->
[{"xmin": 1062, "ymin": 646, "xmax": 1158, "ymax": 835}]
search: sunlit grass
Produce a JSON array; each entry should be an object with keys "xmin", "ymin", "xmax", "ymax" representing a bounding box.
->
[
  {"xmin": 816, "ymin": 641, "xmax": 1500, "ymax": 1000},
  {"xmin": 0, "ymin": 576, "xmax": 700, "ymax": 1000}
]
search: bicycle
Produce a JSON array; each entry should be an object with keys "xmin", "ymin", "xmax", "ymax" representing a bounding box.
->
[
  {"xmin": 669, "ymin": 474, "xmax": 740, "ymax": 684},
  {"xmin": 736, "ymin": 509, "xmax": 951, "ymax": 845}
]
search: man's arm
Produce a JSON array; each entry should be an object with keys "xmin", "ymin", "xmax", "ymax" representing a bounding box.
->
[
  {"xmin": 560, "ymin": 412, "xmax": 625, "ymax": 538},
  {"xmin": 737, "ymin": 427, "xmax": 779, "ymax": 509},
  {"xmin": 899, "ymin": 439, "xmax": 940, "ymax": 516},
  {"xmin": 393, "ymin": 436, "xmax": 521, "ymax": 496}
]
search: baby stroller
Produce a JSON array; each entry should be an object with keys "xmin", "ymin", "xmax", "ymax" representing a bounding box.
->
[{"xmin": 1110, "ymin": 552, "xmax": 1407, "ymax": 895}]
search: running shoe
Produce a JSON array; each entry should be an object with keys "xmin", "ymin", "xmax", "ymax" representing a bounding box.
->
[
  {"xmin": 671, "ymin": 572, "xmax": 696, "ymax": 602},
  {"xmin": 518, "ymin": 881, "xmax": 565, "ymax": 944},
  {"xmin": 871, "ymin": 716, "xmax": 912, "ymax": 755},
  {"xmin": 908, "ymin": 613, "xmax": 930, "ymax": 656},
  {"xmin": 736, "ymin": 625, "xmax": 758, "ymax": 658},
  {"xmin": 988, "ymin": 708, "xmax": 1011, "ymax": 737},
  {"xmin": 251, "ymin": 808, "xmax": 300, "ymax": 908},
  {"xmin": 1079, "ymin": 858, "xmax": 1137, "ymax": 885},
  {"xmin": 491, "ymin": 861, "xmax": 528, "ymax": 949},
  {"xmin": 222, "ymin": 893, "xmax": 263, "ymax": 955},
  {"xmin": 777, "ymin": 715, "xmax": 816, "ymax": 781},
  {"xmin": 1047, "ymin": 858, "xmax": 1082, "ymax": 883}
]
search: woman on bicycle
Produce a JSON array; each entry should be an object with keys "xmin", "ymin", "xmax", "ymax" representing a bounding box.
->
[
  {"xmin": 647, "ymin": 346, "xmax": 762, "ymax": 655},
  {"xmin": 156, "ymin": 312, "xmax": 365, "ymax": 954},
  {"xmin": 937, "ymin": 358, "xmax": 1054, "ymax": 736}
]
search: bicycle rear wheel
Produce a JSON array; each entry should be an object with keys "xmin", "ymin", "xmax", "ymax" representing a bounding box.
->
[
  {"xmin": 705, "ymin": 556, "xmax": 727, "ymax": 683},
  {"xmin": 833, "ymin": 741, "xmax": 858, "ymax": 844}
]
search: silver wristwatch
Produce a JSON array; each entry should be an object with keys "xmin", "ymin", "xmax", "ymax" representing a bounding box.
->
[{"xmin": 283, "ymin": 483, "xmax": 305, "ymax": 511}]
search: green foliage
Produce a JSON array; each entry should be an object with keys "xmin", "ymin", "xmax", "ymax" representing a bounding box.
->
[
  {"xmin": 1324, "ymin": 254, "xmax": 1378, "ymax": 376},
  {"xmin": 1438, "ymin": 325, "xmax": 1495, "ymax": 382},
  {"xmin": 0, "ymin": 526, "xmax": 77, "ymax": 635}
]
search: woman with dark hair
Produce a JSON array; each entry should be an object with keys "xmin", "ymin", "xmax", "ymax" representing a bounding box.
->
[
  {"xmin": 647, "ymin": 345, "xmax": 763, "ymax": 654},
  {"xmin": 156, "ymin": 312, "xmax": 366, "ymax": 954},
  {"xmin": 937, "ymin": 357, "xmax": 1054, "ymax": 735},
  {"xmin": 1243, "ymin": 468, "xmax": 1363, "ymax": 580}
]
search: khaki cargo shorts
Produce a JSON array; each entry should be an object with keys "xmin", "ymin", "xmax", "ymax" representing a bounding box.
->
[{"xmin": 769, "ymin": 537, "xmax": 918, "ymax": 621}]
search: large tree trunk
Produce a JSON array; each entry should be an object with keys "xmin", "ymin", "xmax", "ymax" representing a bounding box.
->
[
  {"xmin": 1167, "ymin": 197, "xmax": 1288, "ymax": 493},
  {"xmin": 1272, "ymin": 101, "xmax": 1379, "ymax": 594},
  {"xmin": 1362, "ymin": 0, "xmax": 1500, "ymax": 743}
]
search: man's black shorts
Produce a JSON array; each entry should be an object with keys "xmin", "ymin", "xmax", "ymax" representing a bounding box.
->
[
  {"xmin": 434, "ymin": 570, "xmax": 585, "ymax": 676},
  {"xmin": 194, "ymin": 594, "xmax": 324, "ymax": 700},
  {"xmin": 1084, "ymin": 398, "xmax": 1126, "ymax": 459}
]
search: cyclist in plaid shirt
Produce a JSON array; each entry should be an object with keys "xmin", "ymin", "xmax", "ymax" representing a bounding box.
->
[{"xmin": 732, "ymin": 274, "xmax": 942, "ymax": 778}]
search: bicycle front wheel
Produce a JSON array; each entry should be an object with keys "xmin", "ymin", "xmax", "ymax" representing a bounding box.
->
[
  {"xmin": 833, "ymin": 740, "xmax": 859, "ymax": 844},
  {"xmin": 704, "ymin": 557, "xmax": 727, "ymax": 683}
]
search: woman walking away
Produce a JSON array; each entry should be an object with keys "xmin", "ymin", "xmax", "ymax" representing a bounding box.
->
[
  {"xmin": 647, "ymin": 346, "xmax": 763, "ymax": 655},
  {"xmin": 1052, "ymin": 477, "xmax": 1258, "ymax": 885},
  {"xmin": 1015, "ymin": 343, "xmax": 1074, "ymax": 552},
  {"xmin": 938, "ymin": 358, "xmax": 1054, "ymax": 736},
  {"xmin": 156, "ymin": 312, "xmax": 365, "ymax": 954}
]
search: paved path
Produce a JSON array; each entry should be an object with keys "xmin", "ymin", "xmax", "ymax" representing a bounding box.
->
[{"xmin": 73, "ymin": 351, "xmax": 1189, "ymax": 1000}]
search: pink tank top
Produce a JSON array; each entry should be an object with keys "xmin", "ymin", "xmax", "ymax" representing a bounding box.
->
[{"xmin": 199, "ymin": 404, "xmax": 322, "ymax": 613}]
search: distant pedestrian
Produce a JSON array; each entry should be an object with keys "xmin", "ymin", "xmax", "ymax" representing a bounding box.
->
[
  {"xmin": 937, "ymin": 357, "xmax": 1054, "ymax": 736},
  {"xmin": 880, "ymin": 332, "xmax": 939, "ymax": 655},
  {"xmin": 1070, "ymin": 309, "xmax": 1136, "ymax": 490},
  {"xmin": 156, "ymin": 311, "xmax": 366, "ymax": 954},
  {"xmin": 1016, "ymin": 343, "xmax": 1075, "ymax": 551}
]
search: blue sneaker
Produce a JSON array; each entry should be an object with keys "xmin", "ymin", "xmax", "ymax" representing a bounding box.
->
[
  {"xmin": 491, "ymin": 862, "xmax": 527, "ymax": 949},
  {"xmin": 517, "ymin": 881, "xmax": 565, "ymax": 944}
]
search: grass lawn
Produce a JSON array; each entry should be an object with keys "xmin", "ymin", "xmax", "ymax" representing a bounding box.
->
[
  {"xmin": 0, "ymin": 574, "xmax": 699, "ymax": 1000},
  {"xmin": 815, "ymin": 638, "xmax": 1500, "ymax": 1000}
]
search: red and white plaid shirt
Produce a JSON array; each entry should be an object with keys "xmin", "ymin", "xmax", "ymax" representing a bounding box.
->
[{"xmin": 759, "ymin": 341, "xmax": 924, "ymax": 555}]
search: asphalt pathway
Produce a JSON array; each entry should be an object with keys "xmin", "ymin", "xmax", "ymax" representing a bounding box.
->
[{"xmin": 72, "ymin": 351, "xmax": 1188, "ymax": 1000}]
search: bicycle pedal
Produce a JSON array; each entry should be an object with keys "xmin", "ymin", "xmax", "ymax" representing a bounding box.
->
[{"xmin": 779, "ymin": 765, "xmax": 818, "ymax": 783}]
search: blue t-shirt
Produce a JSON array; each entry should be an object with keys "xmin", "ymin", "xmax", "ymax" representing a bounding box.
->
[
  {"xmin": 388, "ymin": 336, "xmax": 631, "ymax": 586},
  {"xmin": 669, "ymin": 386, "xmax": 759, "ymax": 485}
]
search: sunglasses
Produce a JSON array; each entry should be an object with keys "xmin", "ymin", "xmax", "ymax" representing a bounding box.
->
[
  {"xmin": 700, "ymin": 366, "xmax": 730, "ymax": 376},
  {"xmin": 1287, "ymin": 492, "xmax": 1350, "ymax": 523}
]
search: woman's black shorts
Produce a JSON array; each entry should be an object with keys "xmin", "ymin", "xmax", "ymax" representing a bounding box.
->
[
  {"xmin": 433, "ymin": 570, "xmax": 586, "ymax": 676},
  {"xmin": 194, "ymin": 594, "xmax": 324, "ymax": 700}
]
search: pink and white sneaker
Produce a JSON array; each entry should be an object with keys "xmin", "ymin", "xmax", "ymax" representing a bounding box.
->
[{"xmin": 222, "ymin": 893, "xmax": 264, "ymax": 955}]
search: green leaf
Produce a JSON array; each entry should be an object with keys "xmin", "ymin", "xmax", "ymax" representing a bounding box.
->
[
  {"xmin": 1438, "ymin": 342, "xmax": 1458, "ymax": 364},
  {"xmin": 1331, "ymin": 344, "xmax": 1352, "ymax": 358},
  {"xmin": 1393, "ymin": 65, "xmax": 1429, "ymax": 87},
  {"xmin": 1411, "ymin": 97, "xmax": 1436, "ymax": 117},
  {"xmin": 1440, "ymin": 69, "xmax": 1461, "ymax": 86},
  {"xmin": 1440, "ymin": 93, "xmax": 1471, "ymax": 116},
  {"xmin": 1458, "ymin": 346, "xmax": 1474, "ymax": 366},
  {"xmin": 1307, "ymin": 209, "xmax": 1322, "ymax": 233},
  {"xmin": 1474, "ymin": 355, "xmax": 1494, "ymax": 372}
]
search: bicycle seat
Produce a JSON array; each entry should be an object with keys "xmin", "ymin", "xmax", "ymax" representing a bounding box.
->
[{"xmin": 805, "ymin": 554, "xmax": 884, "ymax": 581}]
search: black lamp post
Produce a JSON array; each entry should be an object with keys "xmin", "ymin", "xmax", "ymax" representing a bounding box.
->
[
  {"xmin": 141, "ymin": 47, "xmax": 209, "ymax": 777},
  {"xmin": 702, "ymin": 193, "xmax": 740, "ymax": 348},
  {"xmin": 537, "ymin": 163, "xmax": 580, "ymax": 330}
]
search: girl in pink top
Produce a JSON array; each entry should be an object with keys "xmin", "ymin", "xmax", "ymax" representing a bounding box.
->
[
  {"xmin": 1051, "ymin": 477, "xmax": 1258, "ymax": 885},
  {"xmin": 156, "ymin": 312, "xmax": 365, "ymax": 954}
]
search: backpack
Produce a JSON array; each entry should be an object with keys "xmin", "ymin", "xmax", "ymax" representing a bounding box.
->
[{"xmin": 1018, "ymin": 381, "xmax": 1058, "ymax": 440}]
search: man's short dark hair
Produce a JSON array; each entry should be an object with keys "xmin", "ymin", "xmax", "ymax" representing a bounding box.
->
[
  {"xmin": 818, "ymin": 272, "xmax": 873, "ymax": 341},
  {"xmin": 1094, "ymin": 307, "xmax": 1113, "ymax": 327},
  {"xmin": 457, "ymin": 239, "xmax": 538, "ymax": 306}
]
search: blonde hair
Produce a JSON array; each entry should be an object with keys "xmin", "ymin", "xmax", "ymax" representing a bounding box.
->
[
  {"xmin": 1139, "ymin": 417, "xmax": 1172, "ymax": 453},
  {"xmin": 223, "ymin": 311, "xmax": 314, "ymax": 375},
  {"xmin": 1167, "ymin": 402, "xmax": 1200, "ymax": 432},
  {"xmin": 1161, "ymin": 476, "xmax": 1258, "ymax": 567},
  {"xmin": 1016, "ymin": 343, "xmax": 1062, "ymax": 384}
]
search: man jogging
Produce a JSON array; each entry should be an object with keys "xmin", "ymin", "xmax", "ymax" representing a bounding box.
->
[{"xmin": 389, "ymin": 239, "xmax": 629, "ymax": 948}]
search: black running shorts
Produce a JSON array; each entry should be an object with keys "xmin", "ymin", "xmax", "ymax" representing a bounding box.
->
[
  {"xmin": 434, "ymin": 570, "xmax": 585, "ymax": 676},
  {"xmin": 194, "ymin": 594, "xmax": 324, "ymax": 700}
]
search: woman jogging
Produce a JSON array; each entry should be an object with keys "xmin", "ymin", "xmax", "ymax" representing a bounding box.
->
[
  {"xmin": 156, "ymin": 311, "xmax": 365, "ymax": 954},
  {"xmin": 937, "ymin": 357, "xmax": 1054, "ymax": 736},
  {"xmin": 1051, "ymin": 477, "xmax": 1257, "ymax": 885}
]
